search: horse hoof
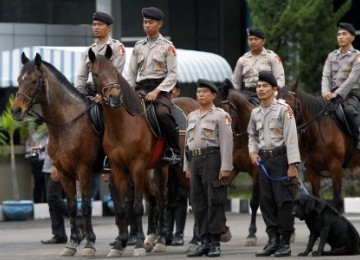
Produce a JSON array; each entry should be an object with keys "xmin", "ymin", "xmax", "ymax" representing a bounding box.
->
[
  {"xmin": 290, "ymin": 232, "xmax": 296, "ymax": 243},
  {"xmin": 133, "ymin": 247, "xmax": 146, "ymax": 257},
  {"xmin": 186, "ymin": 243, "xmax": 198, "ymax": 253},
  {"xmin": 107, "ymin": 249, "xmax": 124, "ymax": 258},
  {"xmin": 152, "ymin": 242, "xmax": 166, "ymax": 252},
  {"xmin": 220, "ymin": 228, "xmax": 232, "ymax": 242},
  {"xmin": 60, "ymin": 246, "xmax": 77, "ymax": 256},
  {"xmin": 144, "ymin": 234, "xmax": 156, "ymax": 252},
  {"xmin": 245, "ymin": 235, "xmax": 257, "ymax": 246},
  {"xmin": 82, "ymin": 247, "xmax": 96, "ymax": 257}
]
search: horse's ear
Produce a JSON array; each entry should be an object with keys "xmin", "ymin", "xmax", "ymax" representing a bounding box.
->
[
  {"xmin": 88, "ymin": 48, "xmax": 96, "ymax": 63},
  {"xmin": 217, "ymin": 79, "xmax": 231, "ymax": 100},
  {"xmin": 34, "ymin": 53, "xmax": 42, "ymax": 67},
  {"xmin": 21, "ymin": 52, "xmax": 30, "ymax": 65},
  {"xmin": 105, "ymin": 45, "xmax": 113, "ymax": 60}
]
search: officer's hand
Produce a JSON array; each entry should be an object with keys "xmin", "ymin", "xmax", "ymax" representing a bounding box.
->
[
  {"xmin": 249, "ymin": 153, "xmax": 260, "ymax": 166},
  {"xmin": 101, "ymin": 173, "xmax": 110, "ymax": 182},
  {"xmin": 146, "ymin": 89, "xmax": 160, "ymax": 101},
  {"xmin": 185, "ymin": 170, "xmax": 191, "ymax": 179},
  {"xmin": 93, "ymin": 93, "xmax": 102, "ymax": 103},
  {"xmin": 287, "ymin": 164, "xmax": 298, "ymax": 178},
  {"xmin": 322, "ymin": 91, "xmax": 333, "ymax": 101},
  {"xmin": 219, "ymin": 171, "xmax": 231, "ymax": 181}
]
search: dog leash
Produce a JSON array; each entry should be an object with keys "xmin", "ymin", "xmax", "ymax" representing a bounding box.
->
[{"xmin": 257, "ymin": 157, "xmax": 310, "ymax": 195}]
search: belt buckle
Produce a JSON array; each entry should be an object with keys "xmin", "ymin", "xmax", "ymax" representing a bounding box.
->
[
  {"xmin": 268, "ymin": 150, "xmax": 273, "ymax": 157},
  {"xmin": 196, "ymin": 148, "xmax": 201, "ymax": 156}
]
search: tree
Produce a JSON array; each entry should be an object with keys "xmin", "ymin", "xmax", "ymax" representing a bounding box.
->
[{"xmin": 246, "ymin": 0, "xmax": 352, "ymax": 93}]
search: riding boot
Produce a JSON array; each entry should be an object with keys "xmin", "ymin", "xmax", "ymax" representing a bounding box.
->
[
  {"xmin": 207, "ymin": 234, "xmax": 221, "ymax": 257},
  {"xmin": 171, "ymin": 201, "xmax": 187, "ymax": 246},
  {"xmin": 162, "ymin": 126, "xmax": 182, "ymax": 165},
  {"xmin": 274, "ymin": 232, "xmax": 291, "ymax": 257},
  {"xmin": 187, "ymin": 236, "xmax": 210, "ymax": 257},
  {"xmin": 255, "ymin": 233, "xmax": 279, "ymax": 257},
  {"xmin": 164, "ymin": 206, "xmax": 175, "ymax": 245}
]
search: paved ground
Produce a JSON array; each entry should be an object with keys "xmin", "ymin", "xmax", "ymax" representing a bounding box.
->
[{"xmin": 0, "ymin": 212, "xmax": 359, "ymax": 259}]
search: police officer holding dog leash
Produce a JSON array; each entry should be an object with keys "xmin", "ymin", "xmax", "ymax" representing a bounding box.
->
[{"xmin": 248, "ymin": 71, "xmax": 300, "ymax": 257}]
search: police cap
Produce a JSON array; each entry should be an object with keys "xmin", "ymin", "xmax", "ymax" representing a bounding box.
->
[
  {"xmin": 197, "ymin": 79, "xmax": 219, "ymax": 93},
  {"xmin": 258, "ymin": 71, "xmax": 278, "ymax": 87},
  {"xmin": 142, "ymin": 7, "xmax": 164, "ymax": 20},
  {"xmin": 338, "ymin": 22, "xmax": 356, "ymax": 36},
  {"xmin": 93, "ymin": 11, "xmax": 113, "ymax": 25},
  {"xmin": 247, "ymin": 27, "xmax": 265, "ymax": 39}
]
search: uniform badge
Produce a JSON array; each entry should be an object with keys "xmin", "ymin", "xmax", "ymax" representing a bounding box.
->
[
  {"xmin": 169, "ymin": 45, "xmax": 176, "ymax": 56},
  {"xmin": 285, "ymin": 106, "xmax": 294, "ymax": 119},
  {"xmin": 203, "ymin": 130, "xmax": 213, "ymax": 138},
  {"xmin": 356, "ymin": 54, "xmax": 360, "ymax": 63},
  {"xmin": 275, "ymin": 55, "xmax": 282, "ymax": 63},
  {"xmin": 225, "ymin": 114, "xmax": 231, "ymax": 125},
  {"xmin": 272, "ymin": 128, "xmax": 283, "ymax": 135},
  {"xmin": 119, "ymin": 45, "xmax": 125, "ymax": 56}
]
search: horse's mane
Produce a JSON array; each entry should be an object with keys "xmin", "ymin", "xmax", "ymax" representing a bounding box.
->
[
  {"xmin": 296, "ymin": 88, "xmax": 327, "ymax": 118},
  {"xmin": 228, "ymin": 89, "xmax": 253, "ymax": 110},
  {"xmin": 116, "ymin": 73, "xmax": 143, "ymax": 115}
]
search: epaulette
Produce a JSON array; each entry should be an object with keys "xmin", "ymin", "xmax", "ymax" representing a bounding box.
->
[
  {"xmin": 215, "ymin": 107, "xmax": 226, "ymax": 113},
  {"xmin": 135, "ymin": 39, "xmax": 146, "ymax": 46},
  {"xmin": 277, "ymin": 98, "xmax": 289, "ymax": 107},
  {"xmin": 266, "ymin": 49, "xmax": 275, "ymax": 54}
]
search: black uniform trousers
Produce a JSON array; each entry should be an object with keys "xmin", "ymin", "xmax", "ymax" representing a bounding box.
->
[
  {"xmin": 259, "ymin": 152, "xmax": 297, "ymax": 236},
  {"xmin": 30, "ymin": 159, "xmax": 46, "ymax": 203},
  {"xmin": 189, "ymin": 151, "xmax": 227, "ymax": 240},
  {"xmin": 46, "ymin": 176, "xmax": 67, "ymax": 239}
]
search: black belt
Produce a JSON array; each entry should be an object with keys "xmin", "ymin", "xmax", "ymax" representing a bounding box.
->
[
  {"xmin": 135, "ymin": 78, "xmax": 165, "ymax": 92},
  {"xmin": 259, "ymin": 145, "xmax": 286, "ymax": 159},
  {"xmin": 244, "ymin": 87, "xmax": 256, "ymax": 93},
  {"xmin": 189, "ymin": 147, "xmax": 219, "ymax": 158}
]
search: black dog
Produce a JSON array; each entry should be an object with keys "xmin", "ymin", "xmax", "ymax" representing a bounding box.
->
[{"xmin": 292, "ymin": 193, "xmax": 360, "ymax": 256}]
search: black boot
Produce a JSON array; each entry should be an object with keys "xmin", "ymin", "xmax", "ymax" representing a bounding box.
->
[
  {"xmin": 161, "ymin": 125, "xmax": 182, "ymax": 164},
  {"xmin": 187, "ymin": 238, "xmax": 210, "ymax": 257},
  {"xmin": 208, "ymin": 235, "xmax": 221, "ymax": 257},
  {"xmin": 255, "ymin": 233, "xmax": 279, "ymax": 257},
  {"xmin": 274, "ymin": 232, "xmax": 291, "ymax": 257},
  {"xmin": 171, "ymin": 199, "xmax": 187, "ymax": 246}
]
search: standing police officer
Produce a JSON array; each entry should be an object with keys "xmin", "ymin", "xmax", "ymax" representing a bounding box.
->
[
  {"xmin": 321, "ymin": 22, "xmax": 360, "ymax": 148},
  {"xmin": 75, "ymin": 11, "xmax": 126, "ymax": 99},
  {"xmin": 184, "ymin": 79, "xmax": 233, "ymax": 257},
  {"xmin": 232, "ymin": 27, "xmax": 284, "ymax": 103},
  {"xmin": 247, "ymin": 71, "xmax": 300, "ymax": 257},
  {"xmin": 127, "ymin": 7, "xmax": 181, "ymax": 164}
]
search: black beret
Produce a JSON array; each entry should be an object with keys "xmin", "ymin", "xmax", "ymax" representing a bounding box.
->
[
  {"xmin": 197, "ymin": 79, "xmax": 219, "ymax": 93},
  {"xmin": 93, "ymin": 11, "xmax": 113, "ymax": 25},
  {"xmin": 258, "ymin": 71, "xmax": 278, "ymax": 87},
  {"xmin": 247, "ymin": 27, "xmax": 265, "ymax": 39},
  {"xmin": 142, "ymin": 7, "xmax": 164, "ymax": 20},
  {"xmin": 338, "ymin": 22, "xmax": 356, "ymax": 36}
]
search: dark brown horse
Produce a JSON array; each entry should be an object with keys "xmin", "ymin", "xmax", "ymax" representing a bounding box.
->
[
  {"xmin": 88, "ymin": 46, "xmax": 198, "ymax": 257},
  {"xmin": 11, "ymin": 53, "xmax": 103, "ymax": 256},
  {"xmin": 217, "ymin": 82, "xmax": 260, "ymax": 245},
  {"xmin": 277, "ymin": 82, "xmax": 360, "ymax": 212}
]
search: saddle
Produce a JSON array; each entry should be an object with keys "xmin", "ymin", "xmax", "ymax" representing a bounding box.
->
[
  {"xmin": 333, "ymin": 103, "xmax": 357, "ymax": 138},
  {"xmin": 85, "ymin": 97, "xmax": 104, "ymax": 136}
]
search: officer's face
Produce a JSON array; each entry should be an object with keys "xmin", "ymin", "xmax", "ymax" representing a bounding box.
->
[
  {"xmin": 92, "ymin": 20, "xmax": 111, "ymax": 39},
  {"xmin": 247, "ymin": 36, "xmax": 265, "ymax": 53},
  {"xmin": 196, "ymin": 87, "xmax": 216, "ymax": 106},
  {"xmin": 337, "ymin": 29, "xmax": 355, "ymax": 48},
  {"xmin": 256, "ymin": 81, "xmax": 276, "ymax": 101},
  {"xmin": 143, "ymin": 18, "xmax": 162, "ymax": 37}
]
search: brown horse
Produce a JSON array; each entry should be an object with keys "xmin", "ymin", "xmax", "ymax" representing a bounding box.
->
[
  {"xmin": 277, "ymin": 82, "xmax": 360, "ymax": 212},
  {"xmin": 11, "ymin": 53, "xmax": 103, "ymax": 256},
  {"xmin": 216, "ymin": 83, "xmax": 260, "ymax": 245},
  {"xmin": 88, "ymin": 46, "xmax": 198, "ymax": 257}
]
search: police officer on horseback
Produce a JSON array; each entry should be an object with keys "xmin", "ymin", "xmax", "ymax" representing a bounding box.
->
[
  {"xmin": 127, "ymin": 7, "xmax": 181, "ymax": 164},
  {"xmin": 232, "ymin": 27, "xmax": 285, "ymax": 105},
  {"xmin": 321, "ymin": 22, "xmax": 360, "ymax": 148}
]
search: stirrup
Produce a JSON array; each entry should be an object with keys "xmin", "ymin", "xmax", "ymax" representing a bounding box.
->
[
  {"xmin": 161, "ymin": 148, "xmax": 182, "ymax": 165},
  {"xmin": 103, "ymin": 156, "xmax": 111, "ymax": 171}
]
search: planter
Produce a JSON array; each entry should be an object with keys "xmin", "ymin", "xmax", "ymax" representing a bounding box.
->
[{"xmin": 2, "ymin": 200, "xmax": 34, "ymax": 221}]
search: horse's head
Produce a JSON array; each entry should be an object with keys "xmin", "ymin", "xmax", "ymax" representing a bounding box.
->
[
  {"xmin": 11, "ymin": 52, "xmax": 45, "ymax": 121},
  {"xmin": 89, "ymin": 45, "xmax": 123, "ymax": 107},
  {"xmin": 277, "ymin": 81, "xmax": 302, "ymax": 123}
]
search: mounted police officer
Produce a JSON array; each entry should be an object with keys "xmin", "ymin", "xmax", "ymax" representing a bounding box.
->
[
  {"xmin": 321, "ymin": 22, "xmax": 360, "ymax": 148},
  {"xmin": 75, "ymin": 11, "xmax": 126, "ymax": 100},
  {"xmin": 248, "ymin": 71, "xmax": 300, "ymax": 257},
  {"xmin": 232, "ymin": 27, "xmax": 285, "ymax": 104},
  {"xmin": 127, "ymin": 7, "xmax": 181, "ymax": 164},
  {"xmin": 184, "ymin": 79, "xmax": 233, "ymax": 257}
]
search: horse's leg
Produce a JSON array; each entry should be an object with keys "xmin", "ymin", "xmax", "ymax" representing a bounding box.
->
[
  {"xmin": 307, "ymin": 167, "xmax": 321, "ymax": 198},
  {"xmin": 152, "ymin": 166, "xmax": 168, "ymax": 252},
  {"xmin": 59, "ymin": 177, "xmax": 80, "ymax": 256},
  {"xmin": 246, "ymin": 171, "xmax": 259, "ymax": 246},
  {"xmin": 144, "ymin": 193, "xmax": 158, "ymax": 252},
  {"xmin": 107, "ymin": 169, "xmax": 129, "ymax": 258},
  {"xmin": 331, "ymin": 167, "xmax": 344, "ymax": 213},
  {"xmin": 78, "ymin": 174, "xmax": 96, "ymax": 256}
]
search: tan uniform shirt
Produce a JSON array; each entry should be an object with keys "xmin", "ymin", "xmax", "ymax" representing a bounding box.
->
[
  {"xmin": 75, "ymin": 38, "xmax": 126, "ymax": 88},
  {"xmin": 247, "ymin": 98, "xmax": 300, "ymax": 164},
  {"xmin": 232, "ymin": 48, "xmax": 285, "ymax": 90},
  {"xmin": 321, "ymin": 46, "xmax": 360, "ymax": 99},
  {"xmin": 184, "ymin": 105, "xmax": 233, "ymax": 172},
  {"xmin": 127, "ymin": 34, "xmax": 177, "ymax": 92}
]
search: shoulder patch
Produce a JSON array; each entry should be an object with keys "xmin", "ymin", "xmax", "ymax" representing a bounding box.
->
[
  {"xmin": 356, "ymin": 54, "xmax": 360, "ymax": 63},
  {"xmin": 285, "ymin": 105, "xmax": 294, "ymax": 119},
  {"xmin": 225, "ymin": 114, "xmax": 232, "ymax": 125},
  {"xmin": 168, "ymin": 45, "xmax": 176, "ymax": 56},
  {"xmin": 119, "ymin": 44, "xmax": 125, "ymax": 56}
]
